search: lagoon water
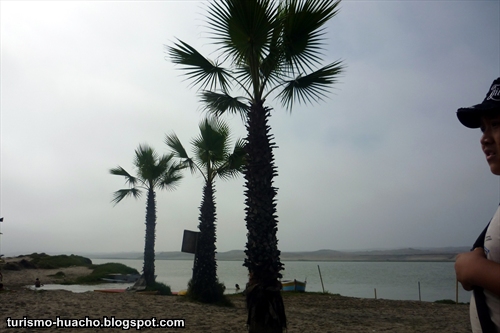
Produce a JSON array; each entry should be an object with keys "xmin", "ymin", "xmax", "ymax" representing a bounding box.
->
[{"xmin": 90, "ymin": 258, "xmax": 471, "ymax": 303}]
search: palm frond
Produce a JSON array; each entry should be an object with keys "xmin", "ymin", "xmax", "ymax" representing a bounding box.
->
[
  {"xmin": 155, "ymin": 152, "xmax": 176, "ymax": 173},
  {"xmin": 134, "ymin": 144, "xmax": 159, "ymax": 184},
  {"xmin": 110, "ymin": 144, "xmax": 184, "ymax": 209},
  {"xmin": 168, "ymin": 40, "xmax": 231, "ymax": 92},
  {"xmin": 111, "ymin": 188, "xmax": 142, "ymax": 206},
  {"xmin": 260, "ymin": 41, "xmax": 285, "ymax": 88},
  {"xmin": 217, "ymin": 138, "xmax": 246, "ymax": 180},
  {"xmin": 192, "ymin": 118, "xmax": 229, "ymax": 168},
  {"xmin": 201, "ymin": 91, "xmax": 249, "ymax": 120},
  {"xmin": 277, "ymin": 60, "xmax": 344, "ymax": 110},
  {"xmin": 207, "ymin": 0, "xmax": 278, "ymax": 65},
  {"xmin": 159, "ymin": 162, "xmax": 184, "ymax": 191},
  {"xmin": 165, "ymin": 133, "xmax": 190, "ymax": 159},
  {"xmin": 165, "ymin": 133, "xmax": 199, "ymax": 175},
  {"xmin": 109, "ymin": 166, "xmax": 137, "ymax": 187},
  {"xmin": 281, "ymin": 0, "xmax": 341, "ymax": 73},
  {"xmin": 234, "ymin": 65, "xmax": 253, "ymax": 88},
  {"xmin": 204, "ymin": 117, "xmax": 231, "ymax": 139},
  {"xmin": 182, "ymin": 158, "xmax": 199, "ymax": 175}
]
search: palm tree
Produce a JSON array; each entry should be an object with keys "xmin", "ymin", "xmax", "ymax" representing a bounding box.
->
[
  {"xmin": 110, "ymin": 144, "xmax": 183, "ymax": 287},
  {"xmin": 168, "ymin": 1, "xmax": 344, "ymax": 331},
  {"xmin": 166, "ymin": 117, "xmax": 245, "ymax": 303}
]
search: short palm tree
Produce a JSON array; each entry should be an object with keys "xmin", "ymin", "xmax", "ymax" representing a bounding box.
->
[
  {"xmin": 168, "ymin": 1, "xmax": 344, "ymax": 331},
  {"xmin": 166, "ymin": 117, "xmax": 245, "ymax": 303},
  {"xmin": 110, "ymin": 144, "xmax": 183, "ymax": 287}
]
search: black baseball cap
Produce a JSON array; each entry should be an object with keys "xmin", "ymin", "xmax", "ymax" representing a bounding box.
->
[{"xmin": 457, "ymin": 78, "xmax": 500, "ymax": 128}]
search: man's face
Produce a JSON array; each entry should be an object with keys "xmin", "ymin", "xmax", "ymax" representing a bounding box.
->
[{"xmin": 480, "ymin": 115, "xmax": 500, "ymax": 175}]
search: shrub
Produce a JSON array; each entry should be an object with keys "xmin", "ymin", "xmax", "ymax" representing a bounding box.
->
[
  {"xmin": 3, "ymin": 262, "xmax": 20, "ymax": 271},
  {"xmin": 75, "ymin": 263, "xmax": 139, "ymax": 284},
  {"xmin": 29, "ymin": 254, "xmax": 92, "ymax": 269},
  {"xmin": 145, "ymin": 282, "xmax": 172, "ymax": 295},
  {"xmin": 186, "ymin": 279, "xmax": 233, "ymax": 306},
  {"xmin": 434, "ymin": 299, "xmax": 464, "ymax": 305},
  {"xmin": 19, "ymin": 259, "xmax": 37, "ymax": 269},
  {"xmin": 48, "ymin": 271, "xmax": 66, "ymax": 278}
]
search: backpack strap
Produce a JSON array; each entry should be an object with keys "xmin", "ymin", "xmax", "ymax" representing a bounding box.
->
[
  {"xmin": 472, "ymin": 222, "xmax": 489, "ymax": 251},
  {"xmin": 472, "ymin": 221, "xmax": 496, "ymax": 333}
]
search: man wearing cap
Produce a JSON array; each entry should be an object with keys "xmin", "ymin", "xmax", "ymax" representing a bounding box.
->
[{"xmin": 456, "ymin": 78, "xmax": 500, "ymax": 332}]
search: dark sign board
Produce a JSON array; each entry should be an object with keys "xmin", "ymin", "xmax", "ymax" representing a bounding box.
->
[{"xmin": 181, "ymin": 230, "xmax": 199, "ymax": 254}]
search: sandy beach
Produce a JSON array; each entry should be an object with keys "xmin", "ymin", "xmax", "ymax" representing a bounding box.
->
[
  {"xmin": 0, "ymin": 289, "xmax": 471, "ymax": 332},
  {"xmin": 0, "ymin": 265, "xmax": 471, "ymax": 333}
]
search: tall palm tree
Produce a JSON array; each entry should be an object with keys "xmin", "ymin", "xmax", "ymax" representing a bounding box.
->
[
  {"xmin": 168, "ymin": 1, "xmax": 344, "ymax": 331},
  {"xmin": 110, "ymin": 144, "xmax": 183, "ymax": 287},
  {"xmin": 166, "ymin": 117, "xmax": 245, "ymax": 303}
]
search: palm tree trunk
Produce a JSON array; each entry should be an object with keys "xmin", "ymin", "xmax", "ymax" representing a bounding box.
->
[
  {"xmin": 243, "ymin": 101, "xmax": 286, "ymax": 333},
  {"xmin": 190, "ymin": 181, "xmax": 219, "ymax": 302},
  {"xmin": 143, "ymin": 188, "xmax": 156, "ymax": 287}
]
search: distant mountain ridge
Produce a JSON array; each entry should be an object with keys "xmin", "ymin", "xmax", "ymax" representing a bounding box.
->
[{"xmin": 86, "ymin": 247, "xmax": 469, "ymax": 262}]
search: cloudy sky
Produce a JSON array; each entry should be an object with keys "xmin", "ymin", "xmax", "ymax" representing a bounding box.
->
[{"xmin": 1, "ymin": 1, "xmax": 499, "ymax": 256}]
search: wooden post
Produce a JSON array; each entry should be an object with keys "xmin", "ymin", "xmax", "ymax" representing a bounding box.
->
[
  {"xmin": 374, "ymin": 288, "xmax": 377, "ymax": 299},
  {"xmin": 418, "ymin": 281, "xmax": 421, "ymax": 301},
  {"xmin": 317, "ymin": 265, "xmax": 325, "ymax": 293}
]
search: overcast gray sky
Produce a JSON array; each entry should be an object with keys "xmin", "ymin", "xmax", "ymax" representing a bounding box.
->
[{"xmin": 1, "ymin": 1, "xmax": 500, "ymax": 256}]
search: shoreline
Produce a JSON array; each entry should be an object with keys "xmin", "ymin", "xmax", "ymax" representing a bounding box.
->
[
  {"xmin": 1, "ymin": 266, "xmax": 94, "ymax": 288},
  {"xmin": 87, "ymin": 249, "xmax": 464, "ymax": 262},
  {"xmin": 0, "ymin": 260, "xmax": 471, "ymax": 332}
]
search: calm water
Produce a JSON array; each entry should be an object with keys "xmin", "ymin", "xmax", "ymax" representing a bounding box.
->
[{"xmin": 85, "ymin": 259, "xmax": 471, "ymax": 303}]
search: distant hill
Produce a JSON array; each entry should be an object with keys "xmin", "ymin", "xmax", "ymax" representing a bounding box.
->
[{"xmin": 86, "ymin": 247, "xmax": 469, "ymax": 262}]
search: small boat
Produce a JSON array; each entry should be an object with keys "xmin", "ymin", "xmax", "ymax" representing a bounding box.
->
[
  {"xmin": 101, "ymin": 273, "xmax": 141, "ymax": 283},
  {"xmin": 281, "ymin": 279, "xmax": 306, "ymax": 292}
]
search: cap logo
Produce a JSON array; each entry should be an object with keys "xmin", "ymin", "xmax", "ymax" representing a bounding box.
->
[{"xmin": 487, "ymin": 84, "xmax": 500, "ymax": 101}]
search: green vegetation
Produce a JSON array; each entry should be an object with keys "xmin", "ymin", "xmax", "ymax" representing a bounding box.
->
[
  {"xmin": 3, "ymin": 253, "xmax": 92, "ymax": 270},
  {"xmin": 434, "ymin": 299, "xmax": 467, "ymax": 305},
  {"xmin": 184, "ymin": 278, "xmax": 232, "ymax": 306},
  {"xmin": 1, "ymin": 254, "xmax": 140, "ymax": 286},
  {"xmin": 144, "ymin": 281, "xmax": 172, "ymax": 295},
  {"xmin": 2, "ymin": 262, "xmax": 21, "ymax": 271},
  {"xmin": 48, "ymin": 271, "xmax": 66, "ymax": 279},
  {"xmin": 74, "ymin": 263, "xmax": 139, "ymax": 284},
  {"xmin": 28, "ymin": 253, "xmax": 92, "ymax": 269}
]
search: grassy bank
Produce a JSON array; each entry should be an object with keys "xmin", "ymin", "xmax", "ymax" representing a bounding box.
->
[{"xmin": 2, "ymin": 253, "xmax": 140, "ymax": 285}]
